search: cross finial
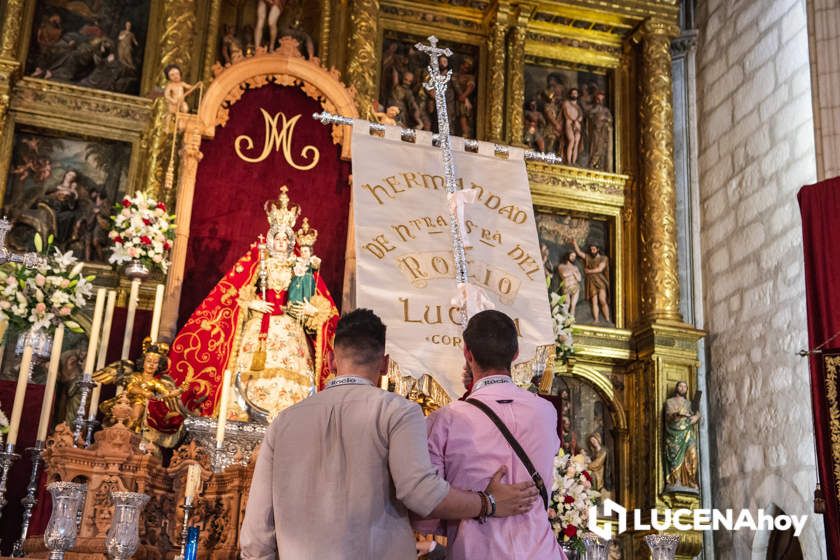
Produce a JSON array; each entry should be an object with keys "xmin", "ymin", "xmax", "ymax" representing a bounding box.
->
[
  {"xmin": 415, "ymin": 36, "xmax": 453, "ymax": 94},
  {"xmin": 257, "ymin": 234, "xmax": 265, "ymax": 244}
]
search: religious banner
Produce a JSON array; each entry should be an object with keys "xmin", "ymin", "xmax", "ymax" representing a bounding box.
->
[{"xmin": 352, "ymin": 122, "xmax": 554, "ymax": 397}]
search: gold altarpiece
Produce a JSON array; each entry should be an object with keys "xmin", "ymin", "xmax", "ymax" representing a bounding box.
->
[{"xmin": 0, "ymin": 1, "xmax": 704, "ymax": 559}]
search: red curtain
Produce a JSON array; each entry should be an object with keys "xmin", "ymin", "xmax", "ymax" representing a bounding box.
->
[
  {"xmin": 798, "ymin": 178, "xmax": 840, "ymax": 556},
  {"xmin": 178, "ymin": 83, "xmax": 351, "ymax": 326}
]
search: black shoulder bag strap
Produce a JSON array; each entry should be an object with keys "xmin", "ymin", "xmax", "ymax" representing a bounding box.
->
[{"xmin": 465, "ymin": 398, "xmax": 549, "ymax": 510}]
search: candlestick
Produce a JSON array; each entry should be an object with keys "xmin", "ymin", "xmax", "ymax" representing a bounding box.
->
[
  {"xmin": 215, "ymin": 370, "xmax": 232, "ymax": 448},
  {"xmin": 83, "ymin": 289, "xmax": 106, "ymax": 374},
  {"xmin": 8, "ymin": 345, "xmax": 34, "ymax": 447},
  {"xmin": 11, "ymin": 439, "xmax": 45, "ymax": 557},
  {"xmin": 71, "ymin": 373, "xmax": 96, "ymax": 447},
  {"xmin": 149, "ymin": 284, "xmax": 165, "ymax": 343},
  {"xmin": 121, "ymin": 279, "xmax": 141, "ymax": 360},
  {"xmin": 0, "ymin": 442, "xmax": 21, "ymax": 526},
  {"xmin": 178, "ymin": 495, "xmax": 195, "ymax": 560},
  {"xmin": 36, "ymin": 324, "xmax": 65, "ymax": 442}
]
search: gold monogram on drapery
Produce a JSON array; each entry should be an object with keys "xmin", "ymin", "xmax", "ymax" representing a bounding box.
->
[{"xmin": 234, "ymin": 108, "xmax": 321, "ymax": 170}]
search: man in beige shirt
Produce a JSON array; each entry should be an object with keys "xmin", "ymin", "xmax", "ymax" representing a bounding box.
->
[{"xmin": 240, "ymin": 309, "xmax": 537, "ymax": 560}]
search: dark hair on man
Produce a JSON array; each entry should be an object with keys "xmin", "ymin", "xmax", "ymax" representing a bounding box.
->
[
  {"xmin": 334, "ymin": 308, "xmax": 386, "ymax": 365},
  {"xmin": 463, "ymin": 310, "xmax": 518, "ymax": 371}
]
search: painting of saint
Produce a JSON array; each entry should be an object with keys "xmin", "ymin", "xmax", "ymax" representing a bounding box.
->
[
  {"xmin": 25, "ymin": 0, "xmax": 151, "ymax": 95},
  {"xmin": 524, "ymin": 63, "xmax": 614, "ymax": 171},
  {"xmin": 3, "ymin": 129, "xmax": 131, "ymax": 264},
  {"xmin": 550, "ymin": 376, "xmax": 616, "ymax": 504},
  {"xmin": 378, "ymin": 31, "xmax": 479, "ymax": 139},
  {"xmin": 536, "ymin": 210, "xmax": 614, "ymax": 327}
]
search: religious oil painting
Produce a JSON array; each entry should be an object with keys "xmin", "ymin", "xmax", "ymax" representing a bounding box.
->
[
  {"xmin": 523, "ymin": 63, "xmax": 614, "ymax": 172},
  {"xmin": 216, "ymin": 0, "xmax": 321, "ymax": 63},
  {"xmin": 25, "ymin": 0, "xmax": 151, "ymax": 95},
  {"xmin": 551, "ymin": 375, "xmax": 616, "ymax": 506},
  {"xmin": 379, "ymin": 30, "xmax": 480, "ymax": 139},
  {"xmin": 3, "ymin": 127, "xmax": 131, "ymax": 265},
  {"xmin": 536, "ymin": 209, "xmax": 614, "ymax": 327}
]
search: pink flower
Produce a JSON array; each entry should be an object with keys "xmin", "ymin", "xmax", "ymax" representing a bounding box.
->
[
  {"xmin": 34, "ymin": 274, "xmax": 46, "ymax": 287},
  {"xmin": 60, "ymin": 279, "xmax": 70, "ymax": 288},
  {"xmin": 35, "ymin": 302, "xmax": 46, "ymax": 314},
  {"xmin": 59, "ymin": 306, "xmax": 71, "ymax": 316}
]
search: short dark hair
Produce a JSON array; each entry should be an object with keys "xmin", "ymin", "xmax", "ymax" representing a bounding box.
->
[
  {"xmin": 463, "ymin": 310, "xmax": 518, "ymax": 370},
  {"xmin": 334, "ymin": 308, "xmax": 386, "ymax": 365}
]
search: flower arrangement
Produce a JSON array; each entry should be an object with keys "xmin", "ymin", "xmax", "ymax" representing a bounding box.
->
[
  {"xmin": 108, "ymin": 192, "xmax": 175, "ymax": 273},
  {"xmin": 549, "ymin": 282, "xmax": 575, "ymax": 364},
  {"xmin": 548, "ymin": 448, "xmax": 600, "ymax": 554},
  {"xmin": 0, "ymin": 234, "xmax": 93, "ymax": 334}
]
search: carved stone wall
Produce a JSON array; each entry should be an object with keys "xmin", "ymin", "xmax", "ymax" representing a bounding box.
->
[{"xmin": 696, "ymin": 0, "xmax": 825, "ymax": 557}]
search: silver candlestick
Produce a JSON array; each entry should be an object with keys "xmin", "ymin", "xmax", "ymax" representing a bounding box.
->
[
  {"xmin": 0, "ymin": 442, "xmax": 22, "ymax": 526},
  {"xmin": 71, "ymin": 373, "xmax": 96, "ymax": 447},
  {"xmin": 178, "ymin": 495, "xmax": 195, "ymax": 560},
  {"xmin": 11, "ymin": 440, "xmax": 45, "ymax": 557},
  {"xmin": 83, "ymin": 417, "xmax": 99, "ymax": 447}
]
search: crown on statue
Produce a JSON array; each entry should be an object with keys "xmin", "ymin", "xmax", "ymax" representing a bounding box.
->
[
  {"xmin": 264, "ymin": 186, "xmax": 300, "ymax": 231},
  {"xmin": 296, "ymin": 217, "xmax": 318, "ymax": 248},
  {"xmin": 141, "ymin": 337, "xmax": 170, "ymax": 356}
]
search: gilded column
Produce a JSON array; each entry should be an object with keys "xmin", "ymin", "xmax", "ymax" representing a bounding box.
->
[
  {"xmin": 140, "ymin": 0, "xmax": 197, "ymax": 203},
  {"xmin": 639, "ymin": 18, "xmax": 682, "ymax": 323},
  {"xmin": 505, "ymin": 4, "xmax": 532, "ymax": 146},
  {"xmin": 202, "ymin": 0, "xmax": 223, "ymax": 80},
  {"xmin": 160, "ymin": 116, "xmax": 203, "ymax": 341},
  {"xmin": 0, "ymin": 0, "xmax": 26, "ymax": 132},
  {"xmin": 319, "ymin": 0, "xmax": 332, "ymax": 65},
  {"xmin": 0, "ymin": 0, "xmax": 25, "ymax": 60},
  {"xmin": 486, "ymin": 9, "xmax": 509, "ymax": 144},
  {"xmin": 345, "ymin": 0, "xmax": 379, "ymax": 120}
]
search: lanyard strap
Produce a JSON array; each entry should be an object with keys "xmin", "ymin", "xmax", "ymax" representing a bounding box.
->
[{"xmin": 326, "ymin": 376, "xmax": 373, "ymax": 389}]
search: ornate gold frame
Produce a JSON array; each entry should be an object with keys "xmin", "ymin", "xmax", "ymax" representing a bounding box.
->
[{"xmin": 159, "ymin": 41, "xmax": 358, "ymax": 338}]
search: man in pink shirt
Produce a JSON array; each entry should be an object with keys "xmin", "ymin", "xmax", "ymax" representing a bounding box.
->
[{"xmin": 418, "ymin": 310, "xmax": 565, "ymax": 559}]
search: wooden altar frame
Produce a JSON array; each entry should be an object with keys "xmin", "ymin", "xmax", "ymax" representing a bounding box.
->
[{"xmin": 159, "ymin": 40, "xmax": 358, "ymax": 340}]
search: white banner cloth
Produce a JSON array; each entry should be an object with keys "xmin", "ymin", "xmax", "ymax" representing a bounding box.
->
[{"xmin": 352, "ymin": 121, "xmax": 553, "ymax": 397}]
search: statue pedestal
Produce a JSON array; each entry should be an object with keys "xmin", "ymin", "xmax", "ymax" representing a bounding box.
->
[{"xmin": 24, "ymin": 423, "xmax": 258, "ymax": 560}]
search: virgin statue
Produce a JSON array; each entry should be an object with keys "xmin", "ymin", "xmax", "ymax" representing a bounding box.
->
[{"xmin": 147, "ymin": 187, "xmax": 338, "ymax": 437}]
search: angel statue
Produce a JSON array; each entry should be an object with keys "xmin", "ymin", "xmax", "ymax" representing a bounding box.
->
[
  {"xmin": 147, "ymin": 186, "xmax": 339, "ymax": 433},
  {"xmin": 94, "ymin": 339, "xmax": 200, "ymax": 447}
]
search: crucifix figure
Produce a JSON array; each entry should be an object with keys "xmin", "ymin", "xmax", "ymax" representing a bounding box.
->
[{"xmin": 415, "ymin": 36, "xmax": 469, "ymax": 291}]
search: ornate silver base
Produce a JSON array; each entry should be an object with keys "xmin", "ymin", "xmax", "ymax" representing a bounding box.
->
[
  {"xmin": 71, "ymin": 374, "xmax": 96, "ymax": 447},
  {"xmin": 178, "ymin": 496, "xmax": 195, "ymax": 559},
  {"xmin": 0, "ymin": 442, "xmax": 22, "ymax": 527},
  {"xmin": 183, "ymin": 416, "xmax": 265, "ymax": 472},
  {"xmin": 12, "ymin": 440, "xmax": 45, "ymax": 557}
]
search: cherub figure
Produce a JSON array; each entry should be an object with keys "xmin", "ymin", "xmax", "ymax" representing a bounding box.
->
[
  {"xmin": 163, "ymin": 64, "xmax": 199, "ymax": 116},
  {"xmin": 93, "ymin": 339, "xmax": 195, "ymax": 434},
  {"xmin": 373, "ymin": 105, "xmax": 401, "ymax": 126}
]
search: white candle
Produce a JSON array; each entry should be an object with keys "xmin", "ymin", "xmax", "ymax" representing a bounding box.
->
[
  {"xmin": 121, "ymin": 279, "xmax": 141, "ymax": 360},
  {"xmin": 185, "ymin": 463, "xmax": 201, "ymax": 499},
  {"xmin": 215, "ymin": 369, "xmax": 232, "ymax": 447},
  {"xmin": 8, "ymin": 344, "xmax": 34, "ymax": 447},
  {"xmin": 84, "ymin": 289, "xmax": 107, "ymax": 374},
  {"xmin": 36, "ymin": 324, "xmax": 65, "ymax": 442},
  {"xmin": 96, "ymin": 290, "xmax": 117, "ymax": 370},
  {"xmin": 149, "ymin": 284, "xmax": 165, "ymax": 343}
]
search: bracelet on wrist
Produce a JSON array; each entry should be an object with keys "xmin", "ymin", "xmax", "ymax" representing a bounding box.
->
[
  {"xmin": 475, "ymin": 491, "xmax": 489, "ymax": 524},
  {"xmin": 486, "ymin": 492, "xmax": 497, "ymax": 517}
]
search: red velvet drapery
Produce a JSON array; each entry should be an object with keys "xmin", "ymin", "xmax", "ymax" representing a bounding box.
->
[
  {"xmin": 798, "ymin": 178, "xmax": 840, "ymax": 557},
  {"xmin": 178, "ymin": 83, "xmax": 351, "ymax": 327}
]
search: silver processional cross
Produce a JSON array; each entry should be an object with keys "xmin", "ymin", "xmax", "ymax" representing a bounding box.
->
[{"xmin": 415, "ymin": 36, "xmax": 469, "ymax": 288}]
